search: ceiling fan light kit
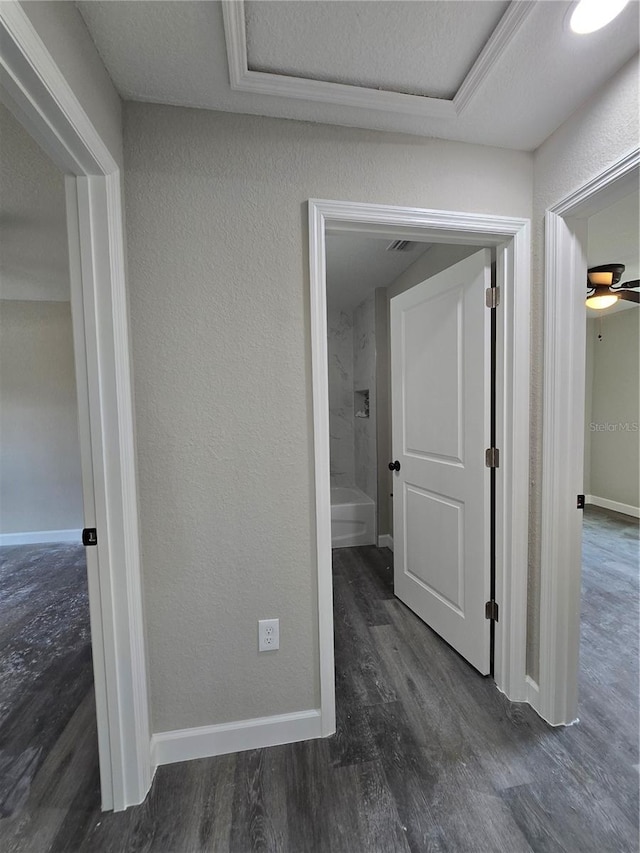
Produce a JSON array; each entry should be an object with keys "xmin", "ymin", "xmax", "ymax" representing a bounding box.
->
[
  {"xmin": 568, "ymin": 0, "xmax": 630, "ymax": 34},
  {"xmin": 585, "ymin": 292, "xmax": 619, "ymax": 310},
  {"xmin": 587, "ymin": 263, "xmax": 625, "ymax": 287},
  {"xmin": 585, "ymin": 263, "xmax": 640, "ymax": 310}
]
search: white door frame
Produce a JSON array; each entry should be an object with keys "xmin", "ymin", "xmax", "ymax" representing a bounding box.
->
[
  {"xmin": 1, "ymin": 6, "xmax": 151, "ymax": 809},
  {"xmin": 538, "ymin": 148, "xmax": 639, "ymax": 726},
  {"xmin": 309, "ymin": 199, "xmax": 531, "ymax": 734}
]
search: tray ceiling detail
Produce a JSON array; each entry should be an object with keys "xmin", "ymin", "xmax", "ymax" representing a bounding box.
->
[
  {"xmin": 244, "ymin": 1, "xmax": 509, "ymax": 100},
  {"xmin": 76, "ymin": 1, "xmax": 640, "ymax": 151},
  {"xmin": 223, "ymin": 0, "xmax": 535, "ymax": 118}
]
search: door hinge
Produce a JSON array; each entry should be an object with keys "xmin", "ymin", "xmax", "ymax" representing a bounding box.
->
[
  {"xmin": 485, "ymin": 600, "xmax": 499, "ymax": 621},
  {"xmin": 485, "ymin": 447, "xmax": 500, "ymax": 468},
  {"xmin": 82, "ymin": 528, "xmax": 98, "ymax": 546},
  {"xmin": 485, "ymin": 286, "xmax": 500, "ymax": 309},
  {"xmin": 577, "ymin": 494, "xmax": 585, "ymax": 509}
]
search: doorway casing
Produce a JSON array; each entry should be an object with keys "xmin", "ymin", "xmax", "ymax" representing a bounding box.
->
[
  {"xmin": 309, "ymin": 199, "xmax": 531, "ymax": 733},
  {"xmin": 538, "ymin": 148, "xmax": 639, "ymax": 726},
  {"xmin": 1, "ymin": 5, "xmax": 151, "ymax": 810}
]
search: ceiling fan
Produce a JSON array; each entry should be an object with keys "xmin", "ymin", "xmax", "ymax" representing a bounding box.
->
[{"xmin": 586, "ymin": 263, "xmax": 640, "ymax": 310}]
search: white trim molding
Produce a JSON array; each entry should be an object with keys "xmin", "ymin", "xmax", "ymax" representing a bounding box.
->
[
  {"xmin": 0, "ymin": 529, "xmax": 82, "ymax": 546},
  {"xmin": 0, "ymin": 4, "xmax": 151, "ymax": 810},
  {"xmin": 309, "ymin": 199, "xmax": 531, "ymax": 724},
  {"xmin": 539, "ymin": 148, "xmax": 640, "ymax": 726},
  {"xmin": 152, "ymin": 709, "xmax": 323, "ymax": 769},
  {"xmin": 585, "ymin": 496, "xmax": 640, "ymax": 519},
  {"xmin": 222, "ymin": 1, "xmax": 535, "ymax": 120},
  {"xmin": 549, "ymin": 149, "xmax": 640, "ymax": 218},
  {"xmin": 525, "ymin": 675, "xmax": 539, "ymax": 703},
  {"xmin": 453, "ymin": 0, "xmax": 537, "ymax": 114},
  {"xmin": 377, "ymin": 534, "xmax": 394, "ymax": 551}
]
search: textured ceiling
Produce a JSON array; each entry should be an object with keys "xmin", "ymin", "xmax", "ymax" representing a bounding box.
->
[
  {"xmin": 326, "ymin": 234, "xmax": 431, "ymax": 312},
  {"xmin": 0, "ymin": 103, "xmax": 70, "ymax": 302},
  {"xmin": 77, "ymin": 0, "xmax": 640, "ymax": 151},
  {"xmin": 245, "ymin": 1, "xmax": 509, "ymax": 99},
  {"xmin": 586, "ymin": 190, "xmax": 639, "ymax": 316}
]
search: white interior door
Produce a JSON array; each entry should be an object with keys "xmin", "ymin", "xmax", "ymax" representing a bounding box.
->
[{"xmin": 390, "ymin": 249, "xmax": 492, "ymax": 674}]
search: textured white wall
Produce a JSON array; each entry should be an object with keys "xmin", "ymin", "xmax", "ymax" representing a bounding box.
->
[
  {"xmin": 327, "ymin": 309, "xmax": 354, "ymax": 487},
  {"xmin": 0, "ymin": 301, "xmax": 83, "ymax": 534},
  {"xmin": 529, "ymin": 54, "xmax": 640, "ymax": 679},
  {"xmin": 0, "ymin": 94, "xmax": 83, "ymax": 536},
  {"xmin": 123, "ymin": 103, "xmax": 532, "ymax": 732},
  {"xmin": 0, "ymin": 102, "xmax": 70, "ymax": 302},
  {"xmin": 588, "ymin": 311, "xmax": 640, "ymax": 509},
  {"xmin": 22, "ymin": 1, "xmax": 123, "ymax": 166}
]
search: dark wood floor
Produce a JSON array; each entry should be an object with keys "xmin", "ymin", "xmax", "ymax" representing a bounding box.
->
[
  {"xmin": 1, "ymin": 507, "xmax": 638, "ymax": 852},
  {"xmin": 0, "ymin": 543, "xmax": 93, "ymax": 824}
]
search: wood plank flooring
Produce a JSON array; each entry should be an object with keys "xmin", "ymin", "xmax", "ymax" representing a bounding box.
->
[
  {"xmin": 0, "ymin": 543, "xmax": 93, "ymax": 823},
  {"xmin": 0, "ymin": 507, "xmax": 638, "ymax": 852}
]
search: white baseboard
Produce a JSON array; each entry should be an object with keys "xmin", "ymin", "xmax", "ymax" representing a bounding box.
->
[
  {"xmin": 525, "ymin": 675, "xmax": 579, "ymax": 727},
  {"xmin": 525, "ymin": 675, "xmax": 539, "ymax": 705},
  {"xmin": 0, "ymin": 528, "xmax": 82, "ymax": 546},
  {"xmin": 151, "ymin": 708, "xmax": 323, "ymax": 769},
  {"xmin": 378, "ymin": 534, "xmax": 394, "ymax": 551},
  {"xmin": 585, "ymin": 495, "xmax": 639, "ymax": 519}
]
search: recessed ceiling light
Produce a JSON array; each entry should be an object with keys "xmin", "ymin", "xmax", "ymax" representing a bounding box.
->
[{"xmin": 569, "ymin": 0, "xmax": 629, "ymax": 34}]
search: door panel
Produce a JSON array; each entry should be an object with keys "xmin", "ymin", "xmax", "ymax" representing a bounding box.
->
[
  {"xmin": 404, "ymin": 485, "xmax": 464, "ymax": 613},
  {"xmin": 391, "ymin": 249, "xmax": 491, "ymax": 674},
  {"xmin": 403, "ymin": 286, "xmax": 463, "ymax": 463}
]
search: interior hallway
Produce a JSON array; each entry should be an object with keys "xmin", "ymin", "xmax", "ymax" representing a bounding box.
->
[{"xmin": 0, "ymin": 511, "xmax": 637, "ymax": 851}]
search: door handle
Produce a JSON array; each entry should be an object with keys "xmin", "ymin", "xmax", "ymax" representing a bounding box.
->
[{"xmin": 388, "ymin": 460, "xmax": 401, "ymax": 472}]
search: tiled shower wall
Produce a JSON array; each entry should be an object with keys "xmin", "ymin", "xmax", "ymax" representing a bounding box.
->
[
  {"xmin": 328, "ymin": 309, "xmax": 354, "ymax": 487},
  {"xmin": 353, "ymin": 293, "xmax": 377, "ymax": 502},
  {"xmin": 327, "ymin": 294, "xmax": 377, "ymax": 501}
]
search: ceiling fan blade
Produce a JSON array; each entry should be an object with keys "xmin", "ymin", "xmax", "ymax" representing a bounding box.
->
[
  {"xmin": 613, "ymin": 279, "xmax": 640, "ymax": 291},
  {"xmin": 617, "ymin": 290, "xmax": 640, "ymax": 304}
]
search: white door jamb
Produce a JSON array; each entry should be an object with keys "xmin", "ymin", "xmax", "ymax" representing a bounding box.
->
[
  {"xmin": 538, "ymin": 149, "xmax": 639, "ymax": 725},
  {"xmin": 0, "ymin": 5, "xmax": 152, "ymax": 809},
  {"xmin": 309, "ymin": 199, "xmax": 531, "ymax": 735}
]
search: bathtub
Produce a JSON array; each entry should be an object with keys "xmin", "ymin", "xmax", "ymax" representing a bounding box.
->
[{"xmin": 331, "ymin": 486, "xmax": 376, "ymax": 548}]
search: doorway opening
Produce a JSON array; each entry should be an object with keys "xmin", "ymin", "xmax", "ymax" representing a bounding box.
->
[
  {"xmin": 539, "ymin": 150, "xmax": 639, "ymax": 727},
  {"xmin": 309, "ymin": 199, "xmax": 531, "ymax": 736},
  {"xmin": 580, "ymin": 188, "xmax": 639, "ymax": 770},
  {"xmin": 0, "ymin": 102, "xmax": 97, "ymax": 821},
  {"xmin": 326, "ymin": 235, "xmax": 500, "ymax": 672},
  {"xmin": 1, "ymin": 4, "xmax": 151, "ymax": 810}
]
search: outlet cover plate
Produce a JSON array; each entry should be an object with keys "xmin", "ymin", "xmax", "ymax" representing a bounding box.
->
[{"xmin": 258, "ymin": 618, "xmax": 279, "ymax": 652}]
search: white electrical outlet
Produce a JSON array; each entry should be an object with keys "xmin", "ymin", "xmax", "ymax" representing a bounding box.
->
[{"xmin": 258, "ymin": 618, "xmax": 279, "ymax": 652}]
